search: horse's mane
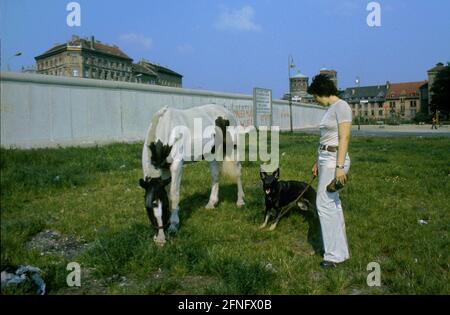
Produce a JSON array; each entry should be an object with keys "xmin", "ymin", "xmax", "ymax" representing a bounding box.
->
[{"xmin": 149, "ymin": 140, "xmax": 172, "ymax": 170}]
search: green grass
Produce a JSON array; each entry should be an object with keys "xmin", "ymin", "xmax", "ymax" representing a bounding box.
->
[{"xmin": 1, "ymin": 134, "xmax": 449, "ymax": 294}]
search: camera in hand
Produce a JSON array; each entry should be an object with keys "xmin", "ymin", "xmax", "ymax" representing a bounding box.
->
[{"xmin": 326, "ymin": 178, "xmax": 345, "ymax": 192}]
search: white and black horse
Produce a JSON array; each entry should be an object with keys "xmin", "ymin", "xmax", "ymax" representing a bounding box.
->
[{"xmin": 139, "ymin": 104, "xmax": 245, "ymax": 245}]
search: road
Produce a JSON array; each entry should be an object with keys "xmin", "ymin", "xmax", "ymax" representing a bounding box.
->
[{"xmin": 296, "ymin": 124, "xmax": 450, "ymax": 137}]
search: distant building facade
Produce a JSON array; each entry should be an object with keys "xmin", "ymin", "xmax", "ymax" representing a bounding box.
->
[
  {"xmin": 284, "ymin": 68, "xmax": 338, "ymax": 104},
  {"xmin": 136, "ymin": 59, "xmax": 183, "ymax": 88},
  {"xmin": 35, "ymin": 35, "xmax": 134, "ymax": 81},
  {"xmin": 385, "ymin": 81, "xmax": 428, "ymax": 121},
  {"xmin": 319, "ymin": 68, "xmax": 338, "ymax": 89},
  {"xmin": 34, "ymin": 35, "xmax": 182, "ymax": 87},
  {"xmin": 419, "ymin": 83, "xmax": 429, "ymax": 114},
  {"xmin": 341, "ymin": 85, "xmax": 388, "ymax": 121},
  {"xmin": 132, "ymin": 62, "xmax": 158, "ymax": 85}
]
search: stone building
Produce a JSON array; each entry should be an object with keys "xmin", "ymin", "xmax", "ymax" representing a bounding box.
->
[
  {"xmin": 35, "ymin": 35, "xmax": 134, "ymax": 81},
  {"xmin": 136, "ymin": 59, "xmax": 183, "ymax": 88},
  {"xmin": 419, "ymin": 83, "xmax": 429, "ymax": 114},
  {"xmin": 131, "ymin": 62, "xmax": 158, "ymax": 85},
  {"xmin": 385, "ymin": 81, "xmax": 428, "ymax": 121},
  {"xmin": 35, "ymin": 35, "xmax": 183, "ymax": 87},
  {"xmin": 319, "ymin": 68, "xmax": 338, "ymax": 89},
  {"xmin": 289, "ymin": 71, "xmax": 309, "ymax": 101},
  {"xmin": 341, "ymin": 85, "xmax": 388, "ymax": 121},
  {"xmin": 284, "ymin": 69, "xmax": 337, "ymax": 104}
]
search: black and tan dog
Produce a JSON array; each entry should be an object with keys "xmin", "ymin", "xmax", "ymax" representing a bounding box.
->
[{"xmin": 260, "ymin": 168, "xmax": 316, "ymax": 230}]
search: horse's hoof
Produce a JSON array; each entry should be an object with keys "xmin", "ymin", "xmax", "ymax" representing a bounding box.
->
[
  {"xmin": 205, "ymin": 203, "xmax": 216, "ymax": 209},
  {"xmin": 259, "ymin": 223, "xmax": 267, "ymax": 229},
  {"xmin": 269, "ymin": 223, "xmax": 277, "ymax": 231},
  {"xmin": 236, "ymin": 201, "xmax": 245, "ymax": 208},
  {"xmin": 168, "ymin": 224, "xmax": 178, "ymax": 234},
  {"xmin": 153, "ymin": 236, "xmax": 166, "ymax": 246}
]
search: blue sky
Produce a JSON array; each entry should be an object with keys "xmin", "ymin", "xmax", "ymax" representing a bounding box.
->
[{"xmin": 1, "ymin": 0, "xmax": 449, "ymax": 98}]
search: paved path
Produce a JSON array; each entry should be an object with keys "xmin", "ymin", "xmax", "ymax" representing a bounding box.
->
[{"xmin": 297, "ymin": 124, "xmax": 450, "ymax": 137}]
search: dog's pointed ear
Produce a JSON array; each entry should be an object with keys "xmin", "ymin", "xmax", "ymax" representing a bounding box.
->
[
  {"xmin": 272, "ymin": 168, "xmax": 280, "ymax": 179},
  {"xmin": 139, "ymin": 178, "xmax": 147, "ymax": 189},
  {"xmin": 260, "ymin": 171, "xmax": 267, "ymax": 180}
]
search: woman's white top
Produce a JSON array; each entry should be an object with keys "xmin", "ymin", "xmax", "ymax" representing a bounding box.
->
[{"xmin": 319, "ymin": 99, "xmax": 352, "ymax": 147}]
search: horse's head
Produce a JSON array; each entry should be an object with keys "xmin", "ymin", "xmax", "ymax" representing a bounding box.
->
[
  {"xmin": 139, "ymin": 176, "xmax": 171, "ymax": 245},
  {"xmin": 141, "ymin": 140, "xmax": 173, "ymax": 245}
]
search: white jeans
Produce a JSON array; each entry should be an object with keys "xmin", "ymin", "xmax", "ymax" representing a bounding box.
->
[{"xmin": 316, "ymin": 149, "xmax": 350, "ymax": 263}]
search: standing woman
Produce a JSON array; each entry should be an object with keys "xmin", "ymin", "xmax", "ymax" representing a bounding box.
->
[{"xmin": 307, "ymin": 74, "xmax": 352, "ymax": 269}]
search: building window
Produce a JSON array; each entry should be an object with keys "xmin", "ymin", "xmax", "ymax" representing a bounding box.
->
[
  {"xmin": 73, "ymin": 69, "xmax": 79, "ymax": 77},
  {"xmin": 379, "ymin": 110, "xmax": 383, "ymax": 116}
]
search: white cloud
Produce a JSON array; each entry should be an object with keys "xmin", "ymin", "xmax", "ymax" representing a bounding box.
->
[
  {"xmin": 177, "ymin": 44, "xmax": 194, "ymax": 54},
  {"xmin": 119, "ymin": 33, "xmax": 153, "ymax": 50},
  {"xmin": 215, "ymin": 5, "xmax": 262, "ymax": 32}
]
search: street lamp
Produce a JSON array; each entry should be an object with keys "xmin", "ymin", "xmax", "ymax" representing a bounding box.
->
[
  {"xmin": 7, "ymin": 52, "xmax": 22, "ymax": 71},
  {"xmin": 356, "ymin": 77, "xmax": 361, "ymax": 130},
  {"xmin": 288, "ymin": 55, "xmax": 296, "ymax": 133}
]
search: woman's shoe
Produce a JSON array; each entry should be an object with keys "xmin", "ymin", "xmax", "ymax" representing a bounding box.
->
[{"xmin": 320, "ymin": 261, "xmax": 337, "ymax": 269}]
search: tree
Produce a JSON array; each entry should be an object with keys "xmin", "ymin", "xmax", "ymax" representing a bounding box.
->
[{"xmin": 430, "ymin": 62, "xmax": 450, "ymax": 120}]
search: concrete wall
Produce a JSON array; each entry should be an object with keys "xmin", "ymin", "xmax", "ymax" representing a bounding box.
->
[{"xmin": 1, "ymin": 72, "xmax": 325, "ymax": 149}]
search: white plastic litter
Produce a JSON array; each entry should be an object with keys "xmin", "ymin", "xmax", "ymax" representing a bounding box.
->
[{"xmin": 1, "ymin": 265, "xmax": 46, "ymax": 295}]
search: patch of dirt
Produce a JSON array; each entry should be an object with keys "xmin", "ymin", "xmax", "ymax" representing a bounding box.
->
[{"xmin": 27, "ymin": 230, "xmax": 90, "ymax": 260}]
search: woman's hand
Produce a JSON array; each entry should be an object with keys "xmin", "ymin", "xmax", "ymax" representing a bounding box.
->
[
  {"xmin": 335, "ymin": 168, "xmax": 347, "ymax": 184},
  {"xmin": 312, "ymin": 162, "xmax": 318, "ymax": 178}
]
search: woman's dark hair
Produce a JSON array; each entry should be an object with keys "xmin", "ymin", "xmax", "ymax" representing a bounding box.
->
[{"xmin": 307, "ymin": 74, "xmax": 338, "ymax": 97}]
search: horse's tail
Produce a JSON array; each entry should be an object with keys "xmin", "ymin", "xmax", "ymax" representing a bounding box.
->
[
  {"xmin": 142, "ymin": 107, "xmax": 169, "ymax": 179},
  {"xmin": 214, "ymin": 116, "xmax": 241, "ymax": 180}
]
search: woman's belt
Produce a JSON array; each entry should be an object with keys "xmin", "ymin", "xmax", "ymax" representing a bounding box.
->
[{"xmin": 319, "ymin": 144, "xmax": 338, "ymax": 152}]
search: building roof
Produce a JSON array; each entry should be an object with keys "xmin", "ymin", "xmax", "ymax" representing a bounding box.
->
[
  {"xmin": 386, "ymin": 81, "xmax": 428, "ymax": 98},
  {"xmin": 138, "ymin": 59, "xmax": 183, "ymax": 78},
  {"xmin": 320, "ymin": 68, "xmax": 336, "ymax": 74},
  {"xmin": 342, "ymin": 85, "xmax": 387, "ymax": 102},
  {"xmin": 35, "ymin": 36, "xmax": 132, "ymax": 60},
  {"xmin": 291, "ymin": 72, "xmax": 308, "ymax": 79},
  {"xmin": 132, "ymin": 63, "xmax": 158, "ymax": 76}
]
